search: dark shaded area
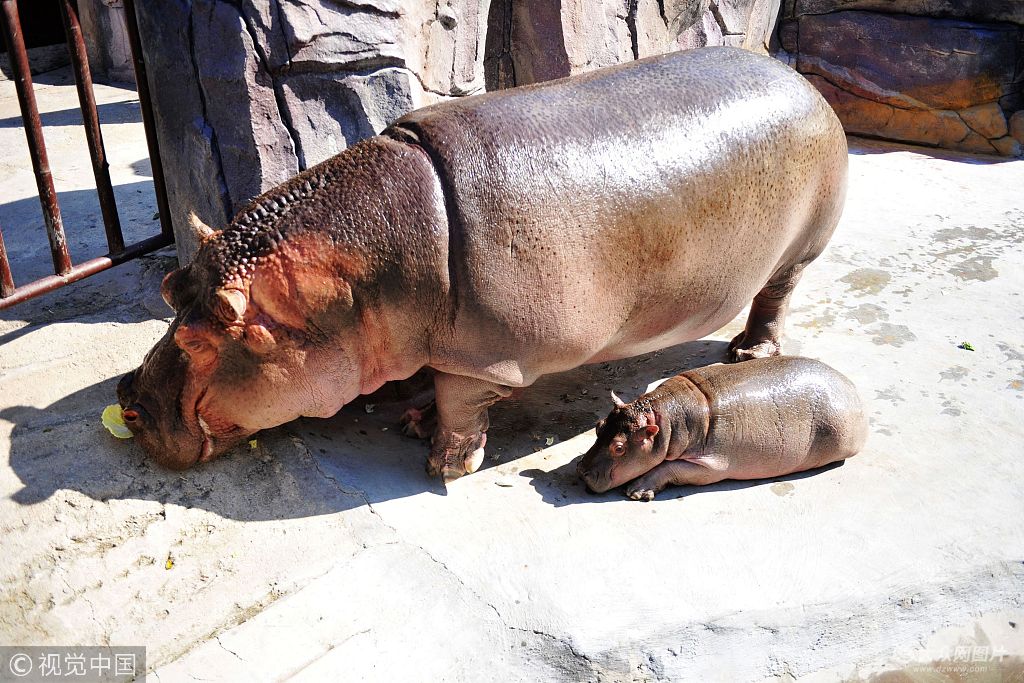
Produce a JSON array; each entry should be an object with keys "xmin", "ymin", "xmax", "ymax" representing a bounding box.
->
[
  {"xmin": 5, "ymin": 339, "xmax": 736, "ymax": 520},
  {"xmin": 522, "ymin": 457, "xmax": 846, "ymax": 507},
  {"xmin": 0, "ymin": 99, "xmax": 143, "ymax": 129},
  {"xmin": 483, "ymin": 0, "xmax": 571, "ymax": 90},
  {"xmin": 0, "ymin": 0, "xmax": 63, "ymax": 53},
  {"xmin": 846, "ymin": 136, "xmax": 1020, "ymax": 165}
]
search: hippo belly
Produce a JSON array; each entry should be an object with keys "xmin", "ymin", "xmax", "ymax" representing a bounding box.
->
[{"xmin": 388, "ymin": 47, "xmax": 847, "ymax": 384}]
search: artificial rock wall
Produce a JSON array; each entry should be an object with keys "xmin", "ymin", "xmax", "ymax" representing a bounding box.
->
[
  {"xmin": 483, "ymin": 0, "xmax": 781, "ymax": 89},
  {"xmin": 778, "ymin": 1, "xmax": 1024, "ymax": 157},
  {"xmin": 133, "ymin": 0, "xmax": 779, "ymax": 262},
  {"xmin": 79, "ymin": 0, "xmax": 136, "ymax": 85}
]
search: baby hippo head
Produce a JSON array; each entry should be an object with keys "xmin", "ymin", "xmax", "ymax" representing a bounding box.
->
[{"xmin": 577, "ymin": 392, "xmax": 663, "ymax": 493}]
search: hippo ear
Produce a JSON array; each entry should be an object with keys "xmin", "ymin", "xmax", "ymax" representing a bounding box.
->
[
  {"xmin": 188, "ymin": 211, "xmax": 218, "ymax": 241},
  {"xmin": 213, "ymin": 288, "xmax": 247, "ymax": 325},
  {"xmin": 161, "ymin": 269, "xmax": 187, "ymax": 311},
  {"xmin": 610, "ymin": 391, "xmax": 626, "ymax": 408},
  {"xmin": 630, "ymin": 424, "xmax": 659, "ymax": 445},
  {"xmin": 173, "ymin": 323, "xmax": 219, "ymax": 367}
]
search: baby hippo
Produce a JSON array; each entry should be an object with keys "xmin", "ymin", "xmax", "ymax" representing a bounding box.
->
[{"xmin": 577, "ymin": 356, "xmax": 867, "ymax": 500}]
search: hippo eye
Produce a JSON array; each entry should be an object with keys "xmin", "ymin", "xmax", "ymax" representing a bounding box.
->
[{"xmin": 610, "ymin": 441, "xmax": 626, "ymax": 457}]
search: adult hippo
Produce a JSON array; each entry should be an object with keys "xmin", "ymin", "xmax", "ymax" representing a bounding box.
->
[{"xmin": 116, "ymin": 47, "xmax": 848, "ymax": 482}]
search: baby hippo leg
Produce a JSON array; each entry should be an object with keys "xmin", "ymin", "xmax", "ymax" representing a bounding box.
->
[{"xmin": 625, "ymin": 460, "xmax": 726, "ymax": 501}]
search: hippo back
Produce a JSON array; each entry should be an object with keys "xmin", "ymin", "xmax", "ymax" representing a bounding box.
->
[
  {"xmin": 386, "ymin": 48, "xmax": 848, "ymax": 380},
  {"xmin": 684, "ymin": 357, "xmax": 868, "ymax": 476}
]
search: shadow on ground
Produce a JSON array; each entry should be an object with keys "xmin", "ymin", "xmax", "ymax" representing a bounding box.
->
[
  {"xmin": 4, "ymin": 339, "xmax": 743, "ymax": 520},
  {"xmin": 846, "ymin": 135, "xmax": 1018, "ymax": 165},
  {"xmin": 0, "ymin": 99, "xmax": 143, "ymax": 129},
  {"xmin": 0, "ymin": 180, "xmax": 162, "ymax": 284},
  {"xmin": 0, "ymin": 248, "xmax": 176, "ymax": 347},
  {"xmin": 521, "ymin": 455, "xmax": 846, "ymax": 508}
]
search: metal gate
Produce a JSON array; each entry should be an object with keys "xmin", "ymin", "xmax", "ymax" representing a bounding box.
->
[{"xmin": 0, "ymin": 0, "xmax": 172, "ymax": 310}]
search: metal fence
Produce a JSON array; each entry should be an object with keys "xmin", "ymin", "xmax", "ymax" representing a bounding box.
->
[{"xmin": 0, "ymin": 0, "xmax": 173, "ymax": 310}]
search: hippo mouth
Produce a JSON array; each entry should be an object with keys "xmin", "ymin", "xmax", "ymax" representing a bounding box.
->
[
  {"xmin": 581, "ymin": 474, "xmax": 614, "ymax": 494},
  {"xmin": 191, "ymin": 388, "xmax": 217, "ymax": 467},
  {"xmin": 577, "ymin": 461, "xmax": 614, "ymax": 494},
  {"xmin": 196, "ymin": 413, "xmax": 215, "ymax": 464},
  {"xmin": 191, "ymin": 389, "xmax": 251, "ymax": 466}
]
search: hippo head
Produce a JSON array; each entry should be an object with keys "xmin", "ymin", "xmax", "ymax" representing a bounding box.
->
[
  {"xmin": 117, "ymin": 216, "xmax": 367, "ymax": 470},
  {"xmin": 577, "ymin": 392, "xmax": 663, "ymax": 493}
]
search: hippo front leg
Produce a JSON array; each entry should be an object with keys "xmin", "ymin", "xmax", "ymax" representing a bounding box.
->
[
  {"xmin": 625, "ymin": 460, "xmax": 725, "ymax": 501},
  {"xmin": 426, "ymin": 372, "xmax": 513, "ymax": 483}
]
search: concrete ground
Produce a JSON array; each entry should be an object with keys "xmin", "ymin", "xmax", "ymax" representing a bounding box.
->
[{"xmin": 2, "ymin": 68, "xmax": 1023, "ymax": 682}]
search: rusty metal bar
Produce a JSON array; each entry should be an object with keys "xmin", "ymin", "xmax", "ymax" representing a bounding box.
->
[
  {"xmin": 0, "ymin": 233, "xmax": 171, "ymax": 310},
  {"xmin": 122, "ymin": 0, "xmax": 173, "ymax": 241},
  {"xmin": 59, "ymin": 0, "xmax": 125, "ymax": 255},
  {"xmin": 0, "ymin": 223, "xmax": 15, "ymax": 298},
  {"xmin": 0, "ymin": 0, "xmax": 73, "ymax": 276}
]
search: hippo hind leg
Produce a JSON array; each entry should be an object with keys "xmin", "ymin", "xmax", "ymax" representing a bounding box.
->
[
  {"xmin": 728, "ymin": 262, "xmax": 807, "ymax": 362},
  {"xmin": 400, "ymin": 397, "xmax": 437, "ymax": 439}
]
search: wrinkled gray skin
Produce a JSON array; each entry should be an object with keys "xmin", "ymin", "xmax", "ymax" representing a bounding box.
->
[
  {"xmin": 577, "ymin": 357, "xmax": 869, "ymax": 500},
  {"xmin": 118, "ymin": 47, "xmax": 848, "ymax": 482}
]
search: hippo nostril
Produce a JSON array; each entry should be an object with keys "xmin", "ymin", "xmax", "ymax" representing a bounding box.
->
[{"xmin": 122, "ymin": 403, "xmax": 149, "ymax": 430}]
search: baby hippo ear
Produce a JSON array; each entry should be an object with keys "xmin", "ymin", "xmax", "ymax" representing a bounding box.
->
[{"xmin": 632, "ymin": 424, "xmax": 659, "ymax": 443}]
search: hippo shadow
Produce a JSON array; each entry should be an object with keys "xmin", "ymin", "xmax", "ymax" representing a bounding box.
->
[
  {"xmin": 3, "ymin": 340, "xmax": 733, "ymax": 520},
  {"xmin": 519, "ymin": 458, "xmax": 847, "ymax": 508},
  {"xmin": 297, "ymin": 339, "xmax": 734, "ymax": 508},
  {"xmin": 1, "ymin": 374, "xmax": 379, "ymax": 521}
]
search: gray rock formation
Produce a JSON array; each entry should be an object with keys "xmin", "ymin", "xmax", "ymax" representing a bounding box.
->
[
  {"xmin": 78, "ymin": 0, "xmax": 136, "ymax": 85},
  {"xmin": 131, "ymin": 0, "xmax": 776, "ymax": 263},
  {"xmin": 483, "ymin": 0, "xmax": 780, "ymax": 89}
]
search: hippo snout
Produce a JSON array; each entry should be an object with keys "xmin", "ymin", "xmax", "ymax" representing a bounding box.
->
[
  {"xmin": 116, "ymin": 370, "xmax": 135, "ymax": 405},
  {"xmin": 577, "ymin": 458, "xmax": 613, "ymax": 494}
]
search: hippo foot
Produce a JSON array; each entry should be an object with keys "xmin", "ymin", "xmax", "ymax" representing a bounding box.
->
[
  {"xmin": 426, "ymin": 431, "xmax": 487, "ymax": 484},
  {"xmin": 727, "ymin": 332, "xmax": 781, "ymax": 362},
  {"xmin": 400, "ymin": 400, "xmax": 437, "ymax": 439},
  {"xmin": 625, "ymin": 484, "xmax": 656, "ymax": 502}
]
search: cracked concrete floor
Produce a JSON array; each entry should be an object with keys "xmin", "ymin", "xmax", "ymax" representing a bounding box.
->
[{"xmin": 2, "ymin": 69, "xmax": 1024, "ymax": 682}]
